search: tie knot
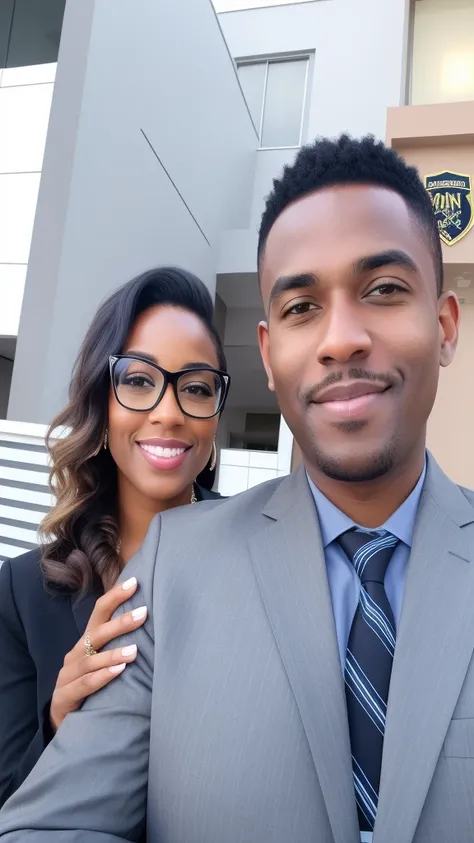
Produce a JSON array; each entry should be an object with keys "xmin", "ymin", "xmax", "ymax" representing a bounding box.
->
[{"xmin": 337, "ymin": 528, "xmax": 399, "ymax": 585}]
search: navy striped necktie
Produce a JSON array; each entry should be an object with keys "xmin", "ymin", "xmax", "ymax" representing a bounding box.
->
[{"xmin": 338, "ymin": 528, "xmax": 399, "ymax": 833}]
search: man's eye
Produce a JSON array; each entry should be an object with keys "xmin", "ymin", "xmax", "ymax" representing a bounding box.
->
[
  {"xmin": 285, "ymin": 302, "xmax": 316, "ymax": 316},
  {"xmin": 368, "ymin": 283, "xmax": 406, "ymax": 297}
]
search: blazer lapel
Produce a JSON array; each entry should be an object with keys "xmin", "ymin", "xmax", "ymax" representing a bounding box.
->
[
  {"xmin": 249, "ymin": 468, "xmax": 359, "ymax": 843},
  {"xmin": 374, "ymin": 455, "xmax": 474, "ymax": 843},
  {"xmin": 71, "ymin": 590, "xmax": 100, "ymax": 636}
]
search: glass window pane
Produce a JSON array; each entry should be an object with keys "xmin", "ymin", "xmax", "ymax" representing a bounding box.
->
[
  {"xmin": 6, "ymin": 0, "xmax": 66, "ymax": 68},
  {"xmin": 0, "ymin": 1, "xmax": 15, "ymax": 69},
  {"xmin": 412, "ymin": 0, "xmax": 474, "ymax": 105},
  {"xmin": 261, "ymin": 58, "xmax": 308, "ymax": 148},
  {"xmin": 237, "ymin": 62, "xmax": 267, "ymax": 134}
]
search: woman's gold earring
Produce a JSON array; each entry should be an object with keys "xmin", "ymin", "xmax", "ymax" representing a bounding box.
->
[
  {"xmin": 103, "ymin": 429, "xmax": 108, "ymax": 450},
  {"xmin": 209, "ymin": 439, "xmax": 217, "ymax": 472}
]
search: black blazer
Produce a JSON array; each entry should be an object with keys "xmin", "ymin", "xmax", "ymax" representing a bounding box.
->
[{"xmin": 0, "ymin": 486, "xmax": 221, "ymax": 808}]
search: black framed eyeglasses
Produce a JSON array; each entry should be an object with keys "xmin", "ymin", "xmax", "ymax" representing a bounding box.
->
[{"xmin": 109, "ymin": 355, "xmax": 230, "ymax": 419}]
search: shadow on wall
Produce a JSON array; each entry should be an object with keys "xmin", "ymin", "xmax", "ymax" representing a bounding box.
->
[{"xmin": 0, "ymin": 355, "xmax": 14, "ymax": 419}]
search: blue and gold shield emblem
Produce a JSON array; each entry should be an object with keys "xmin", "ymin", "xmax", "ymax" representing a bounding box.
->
[{"xmin": 425, "ymin": 171, "xmax": 473, "ymax": 246}]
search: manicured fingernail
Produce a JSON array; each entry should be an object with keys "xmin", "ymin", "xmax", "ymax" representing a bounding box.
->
[
  {"xmin": 109, "ymin": 663, "xmax": 126, "ymax": 674},
  {"xmin": 121, "ymin": 645, "xmax": 137, "ymax": 657},
  {"xmin": 122, "ymin": 577, "xmax": 137, "ymax": 591},
  {"xmin": 132, "ymin": 606, "xmax": 147, "ymax": 621}
]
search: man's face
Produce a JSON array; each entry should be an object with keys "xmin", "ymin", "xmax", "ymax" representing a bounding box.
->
[{"xmin": 258, "ymin": 184, "xmax": 459, "ymax": 483}]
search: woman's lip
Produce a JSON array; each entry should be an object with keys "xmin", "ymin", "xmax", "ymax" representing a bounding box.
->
[{"xmin": 137, "ymin": 442, "xmax": 191, "ymax": 471}]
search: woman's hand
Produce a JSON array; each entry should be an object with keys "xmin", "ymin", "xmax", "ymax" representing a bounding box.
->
[{"xmin": 49, "ymin": 577, "xmax": 147, "ymax": 731}]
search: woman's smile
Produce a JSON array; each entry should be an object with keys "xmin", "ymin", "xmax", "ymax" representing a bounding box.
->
[{"xmin": 136, "ymin": 438, "xmax": 193, "ymax": 471}]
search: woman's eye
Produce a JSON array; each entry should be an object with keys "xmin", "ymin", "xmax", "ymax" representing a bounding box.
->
[
  {"xmin": 182, "ymin": 383, "xmax": 213, "ymax": 397},
  {"xmin": 285, "ymin": 302, "xmax": 316, "ymax": 316},
  {"xmin": 367, "ymin": 283, "xmax": 406, "ymax": 297},
  {"xmin": 124, "ymin": 375, "xmax": 154, "ymax": 388}
]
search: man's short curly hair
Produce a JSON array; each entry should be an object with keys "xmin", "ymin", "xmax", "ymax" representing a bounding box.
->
[{"xmin": 258, "ymin": 134, "xmax": 443, "ymax": 296}]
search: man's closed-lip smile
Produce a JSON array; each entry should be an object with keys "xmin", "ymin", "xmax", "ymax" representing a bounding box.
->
[{"xmin": 313, "ymin": 380, "xmax": 390, "ymax": 420}]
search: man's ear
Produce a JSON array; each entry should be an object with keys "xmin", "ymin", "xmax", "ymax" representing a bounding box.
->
[
  {"xmin": 438, "ymin": 291, "xmax": 460, "ymax": 368},
  {"xmin": 257, "ymin": 321, "xmax": 275, "ymax": 391}
]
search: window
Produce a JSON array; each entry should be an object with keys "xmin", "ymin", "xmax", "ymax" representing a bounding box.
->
[
  {"xmin": 237, "ymin": 56, "xmax": 309, "ymax": 148},
  {"xmin": 0, "ymin": 0, "xmax": 66, "ymax": 69},
  {"xmin": 411, "ymin": 0, "xmax": 474, "ymax": 105},
  {"xmin": 228, "ymin": 413, "xmax": 280, "ymax": 452}
]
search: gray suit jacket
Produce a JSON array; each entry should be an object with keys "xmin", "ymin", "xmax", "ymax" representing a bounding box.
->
[{"xmin": 1, "ymin": 454, "xmax": 474, "ymax": 843}]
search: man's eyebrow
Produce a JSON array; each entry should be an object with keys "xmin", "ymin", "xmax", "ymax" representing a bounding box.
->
[
  {"xmin": 269, "ymin": 272, "xmax": 318, "ymax": 308},
  {"xmin": 354, "ymin": 250, "xmax": 419, "ymax": 276}
]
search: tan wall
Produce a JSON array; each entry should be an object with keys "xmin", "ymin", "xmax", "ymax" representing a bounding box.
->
[
  {"xmin": 386, "ymin": 102, "xmax": 474, "ymax": 267},
  {"xmin": 386, "ymin": 101, "xmax": 474, "ymax": 486},
  {"xmin": 427, "ymin": 305, "xmax": 474, "ymax": 487},
  {"xmin": 393, "ymin": 142, "xmax": 474, "ymax": 266}
]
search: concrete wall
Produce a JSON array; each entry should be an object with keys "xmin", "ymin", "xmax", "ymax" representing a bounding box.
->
[
  {"xmin": 218, "ymin": 0, "xmax": 411, "ymax": 273},
  {"xmin": 8, "ymin": 0, "xmax": 257, "ymax": 425}
]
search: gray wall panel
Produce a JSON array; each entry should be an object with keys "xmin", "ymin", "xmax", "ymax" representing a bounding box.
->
[{"xmin": 9, "ymin": 0, "xmax": 257, "ymax": 424}]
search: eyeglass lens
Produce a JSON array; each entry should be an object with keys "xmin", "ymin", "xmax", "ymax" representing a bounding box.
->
[{"xmin": 113, "ymin": 357, "xmax": 223, "ymax": 418}]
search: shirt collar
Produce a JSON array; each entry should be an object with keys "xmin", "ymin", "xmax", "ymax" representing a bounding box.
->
[{"xmin": 307, "ymin": 458, "xmax": 426, "ymax": 549}]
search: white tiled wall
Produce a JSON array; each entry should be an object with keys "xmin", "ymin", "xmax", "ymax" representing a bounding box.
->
[
  {"xmin": 217, "ymin": 416, "xmax": 294, "ymax": 496},
  {"xmin": 218, "ymin": 448, "xmax": 282, "ymax": 496},
  {"xmin": 0, "ymin": 63, "xmax": 56, "ymax": 337}
]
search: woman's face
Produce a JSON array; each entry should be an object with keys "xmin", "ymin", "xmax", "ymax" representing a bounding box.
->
[{"xmin": 107, "ymin": 305, "xmax": 221, "ymax": 507}]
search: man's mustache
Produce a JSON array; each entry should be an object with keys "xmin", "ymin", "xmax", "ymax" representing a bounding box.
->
[{"xmin": 302, "ymin": 368, "xmax": 395, "ymax": 404}]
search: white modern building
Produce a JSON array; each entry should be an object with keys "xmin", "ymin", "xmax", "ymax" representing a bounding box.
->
[{"xmin": 1, "ymin": 0, "xmax": 474, "ymax": 553}]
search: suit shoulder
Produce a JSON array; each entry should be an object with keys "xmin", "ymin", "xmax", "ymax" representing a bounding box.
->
[
  {"xmin": 160, "ymin": 475, "xmax": 285, "ymax": 531},
  {"xmin": 4, "ymin": 547, "xmax": 42, "ymax": 579},
  {"xmin": 458, "ymin": 485, "xmax": 474, "ymax": 507},
  {"xmin": 1, "ymin": 548, "xmax": 46, "ymax": 604}
]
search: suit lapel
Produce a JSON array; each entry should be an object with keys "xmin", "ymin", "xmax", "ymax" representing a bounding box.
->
[
  {"xmin": 249, "ymin": 468, "xmax": 359, "ymax": 843},
  {"xmin": 374, "ymin": 455, "xmax": 474, "ymax": 843}
]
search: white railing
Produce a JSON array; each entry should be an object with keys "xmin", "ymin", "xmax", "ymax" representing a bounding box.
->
[{"xmin": 0, "ymin": 420, "xmax": 53, "ymax": 562}]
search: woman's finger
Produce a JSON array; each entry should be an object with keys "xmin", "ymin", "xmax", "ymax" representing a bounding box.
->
[
  {"xmin": 82, "ymin": 605, "xmax": 148, "ymax": 654},
  {"xmin": 57, "ymin": 643, "xmax": 138, "ymax": 686},
  {"xmin": 66, "ymin": 600, "xmax": 147, "ymax": 666},
  {"xmin": 87, "ymin": 576, "xmax": 139, "ymax": 627},
  {"xmin": 54, "ymin": 662, "xmax": 131, "ymax": 715}
]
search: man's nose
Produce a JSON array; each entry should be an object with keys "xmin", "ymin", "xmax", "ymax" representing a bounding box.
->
[
  {"xmin": 147, "ymin": 384, "xmax": 185, "ymax": 426},
  {"xmin": 316, "ymin": 300, "xmax": 372, "ymax": 366}
]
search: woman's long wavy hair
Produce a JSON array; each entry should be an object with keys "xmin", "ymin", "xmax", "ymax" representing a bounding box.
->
[{"xmin": 39, "ymin": 268, "xmax": 227, "ymax": 594}]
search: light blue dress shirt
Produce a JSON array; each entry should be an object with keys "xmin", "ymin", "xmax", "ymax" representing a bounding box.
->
[{"xmin": 307, "ymin": 461, "xmax": 426, "ymax": 670}]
